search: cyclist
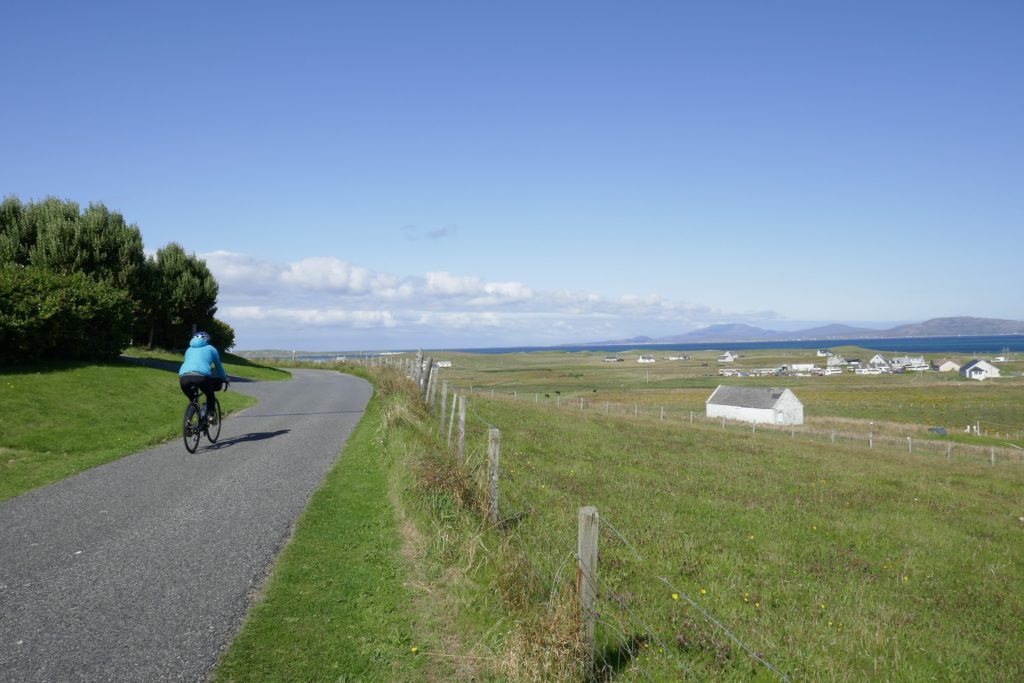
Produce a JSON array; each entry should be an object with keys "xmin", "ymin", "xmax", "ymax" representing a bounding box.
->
[{"xmin": 178, "ymin": 331, "xmax": 229, "ymax": 422}]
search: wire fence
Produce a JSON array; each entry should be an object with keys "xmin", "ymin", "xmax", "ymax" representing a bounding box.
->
[
  {"xmin": 393, "ymin": 358, "xmax": 794, "ymax": 681},
  {"xmin": 358, "ymin": 353, "xmax": 1020, "ymax": 680},
  {"xmin": 456, "ymin": 386, "xmax": 1024, "ymax": 468}
]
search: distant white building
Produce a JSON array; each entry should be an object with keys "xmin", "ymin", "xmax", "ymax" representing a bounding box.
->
[
  {"xmin": 718, "ymin": 351, "xmax": 738, "ymax": 363},
  {"xmin": 931, "ymin": 359, "xmax": 960, "ymax": 373},
  {"xmin": 637, "ymin": 355, "xmax": 656, "ymax": 364},
  {"xmin": 436, "ymin": 360, "xmax": 453, "ymax": 368},
  {"xmin": 960, "ymin": 359, "xmax": 1000, "ymax": 381},
  {"xmin": 868, "ymin": 354, "xmax": 889, "ymax": 368},
  {"xmin": 827, "ymin": 354, "xmax": 847, "ymax": 367},
  {"xmin": 706, "ymin": 385, "xmax": 804, "ymax": 426},
  {"xmin": 892, "ymin": 355, "xmax": 928, "ymax": 371}
]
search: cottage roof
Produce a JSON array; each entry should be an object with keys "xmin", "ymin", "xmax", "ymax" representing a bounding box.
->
[{"xmin": 706, "ymin": 385, "xmax": 796, "ymax": 409}]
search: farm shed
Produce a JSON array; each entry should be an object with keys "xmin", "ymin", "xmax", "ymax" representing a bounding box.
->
[
  {"xmin": 960, "ymin": 359, "xmax": 1000, "ymax": 380},
  {"xmin": 705, "ymin": 386, "xmax": 804, "ymax": 426}
]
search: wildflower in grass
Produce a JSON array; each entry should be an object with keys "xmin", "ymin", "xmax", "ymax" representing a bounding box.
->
[
  {"xmin": 755, "ymin": 602, "xmax": 761, "ymax": 608},
  {"xmin": 819, "ymin": 603, "xmax": 826, "ymax": 610},
  {"xmin": 672, "ymin": 593, "xmax": 679, "ymax": 601},
  {"xmin": 700, "ymin": 588, "xmax": 707, "ymax": 595},
  {"xmin": 410, "ymin": 646, "xmax": 419, "ymax": 655}
]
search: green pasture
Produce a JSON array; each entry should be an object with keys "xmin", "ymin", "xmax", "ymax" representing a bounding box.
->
[
  {"xmin": 0, "ymin": 351, "xmax": 288, "ymax": 500},
  {"xmin": 426, "ymin": 347, "xmax": 1024, "ymax": 446},
  {"xmin": 432, "ymin": 392, "xmax": 1024, "ymax": 680}
]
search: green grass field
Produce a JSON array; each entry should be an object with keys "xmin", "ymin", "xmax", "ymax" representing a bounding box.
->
[
  {"xmin": 419, "ymin": 386, "xmax": 1024, "ymax": 680},
  {"xmin": 428, "ymin": 347, "xmax": 1024, "ymax": 446},
  {"xmin": 353, "ymin": 348, "xmax": 1024, "ymax": 680},
  {"xmin": 0, "ymin": 350, "xmax": 287, "ymax": 501}
]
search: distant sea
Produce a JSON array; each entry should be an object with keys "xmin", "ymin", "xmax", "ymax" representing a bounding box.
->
[
  {"xmin": 459, "ymin": 334, "xmax": 1024, "ymax": 356},
  {"xmin": 277, "ymin": 334, "xmax": 1024, "ymax": 361}
]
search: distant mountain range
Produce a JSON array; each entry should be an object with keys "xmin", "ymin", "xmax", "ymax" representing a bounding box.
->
[{"xmin": 589, "ymin": 317, "xmax": 1024, "ymax": 345}]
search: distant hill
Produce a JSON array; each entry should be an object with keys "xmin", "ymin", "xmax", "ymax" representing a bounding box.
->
[
  {"xmin": 881, "ymin": 317, "xmax": 1024, "ymax": 337},
  {"xmin": 587, "ymin": 317, "xmax": 1024, "ymax": 345}
]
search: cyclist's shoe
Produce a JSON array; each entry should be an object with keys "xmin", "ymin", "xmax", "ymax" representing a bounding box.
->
[{"xmin": 208, "ymin": 413, "xmax": 217, "ymax": 425}]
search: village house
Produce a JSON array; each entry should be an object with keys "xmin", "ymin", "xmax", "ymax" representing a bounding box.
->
[
  {"xmin": 705, "ymin": 385, "xmax": 804, "ymax": 426},
  {"xmin": 960, "ymin": 359, "xmax": 1000, "ymax": 381},
  {"xmin": 637, "ymin": 355, "xmax": 656, "ymax": 364},
  {"xmin": 931, "ymin": 359, "xmax": 961, "ymax": 372},
  {"xmin": 891, "ymin": 355, "xmax": 928, "ymax": 371},
  {"xmin": 826, "ymin": 354, "xmax": 847, "ymax": 367},
  {"xmin": 867, "ymin": 354, "xmax": 889, "ymax": 368},
  {"xmin": 718, "ymin": 351, "xmax": 738, "ymax": 363},
  {"xmin": 603, "ymin": 356, "xmax": 624, "ymax": 363},
  {"xmin": 436, "ymin": 360, "xmax": 453, "ymax": 368}
]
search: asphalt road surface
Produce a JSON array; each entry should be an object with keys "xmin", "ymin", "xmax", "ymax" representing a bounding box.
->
[{"xmin": 0, "ymin": 369, "xmax": 372, "ymax": 682}]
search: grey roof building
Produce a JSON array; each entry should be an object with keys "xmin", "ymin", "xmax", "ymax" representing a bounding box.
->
[{"xmin": 706, "ymin": 385, "xmax": 804, "ymax": 425}]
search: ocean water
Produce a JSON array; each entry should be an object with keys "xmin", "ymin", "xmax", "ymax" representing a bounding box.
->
[
  {"xmin": 451, "ymin": 334, "xmax": 1024, "ymax": 356},
  {"xmin": 282, "ymin": 335, "xmax": 1024, "ymax": 360}
]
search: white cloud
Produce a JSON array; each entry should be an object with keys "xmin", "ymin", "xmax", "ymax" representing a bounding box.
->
[{"xmin": 206, "ymin": 250, "xmax": 781, "ymax": 348}]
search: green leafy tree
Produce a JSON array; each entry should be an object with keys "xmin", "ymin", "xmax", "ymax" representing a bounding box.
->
[{"xmin": 148, "ymin": 243, "xmax": 220, "ymax": 349}]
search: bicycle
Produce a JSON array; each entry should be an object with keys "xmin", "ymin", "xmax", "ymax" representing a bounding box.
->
[{"xmin": 182, "ymin": 378, "xmax": 228, "ymax": 453}]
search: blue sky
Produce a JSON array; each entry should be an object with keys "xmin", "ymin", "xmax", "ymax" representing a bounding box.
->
[{"xmin": 4, "ymin": 1, "xmax": 1022, "ymax": 350}]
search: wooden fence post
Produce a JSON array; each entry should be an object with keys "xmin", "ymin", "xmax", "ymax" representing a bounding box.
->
[
  {"xmin": 946, "ymin": 442, "xmax": 952, "ymax": 462},
  {"xmin": 991, "ymin": 447, "xmax": 996, "ymax": 466},
  {"xmin": 908, "ymin": 436, "xmax": 912, "ymax": 453},
  {"xmin": 488, "ymin": 429, "xmax": 500, "ymax": 525},
  {"xmin": 439, "ymin": 381, "xmax": 449, "ymax": 434},
  {"xmin": 457, "ymin": 396, "xmax": 467, "ymax": 465},
  {"xmin": 577, "ymin": 506, "xmax": 599, "ymax": 677},
  {"xmin": 447, "ymin": 392, "xmax": 458, "ymax": 448}
]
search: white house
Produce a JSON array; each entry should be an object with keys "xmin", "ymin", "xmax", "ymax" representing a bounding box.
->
[
  {"xmin": 931, "ymin": 359, "xmax": 960, "ymax": 372},
  {"xmin": 868, "ymin": 354, "xmax": 889, "ymax": 368},
  {"xmin": 960, "ymin": 359, "xmax": 1000, "ymax": 381},
  {"xmin": 637, "ymin": 355, "xmax": 656, "ymax": 364},
  {"xmin": 826, "ymin": 354, "xmax": 847, "ymax": 367},
  {"xmin": 718, "ymin": 351, "xmax": 738, "ymax": 363},
  {"xmin": 436, "ymin": 360, "xmax": 453, "ymax": 368},
  {"xmin": 892, "ymin": 355, "xmax": 928, "ymax": 371},
  {"xmin": 705, "ymin": 386, "xmax": 804, "ymax": 426}
]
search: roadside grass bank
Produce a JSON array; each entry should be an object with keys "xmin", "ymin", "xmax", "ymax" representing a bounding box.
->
[
  {"xmin": 0, "ymin": 352, "xmax": 283, "ymax": 501},
  {"xmin": 212, "ymin": 365, "xmax": 465, "ymax": 682}
]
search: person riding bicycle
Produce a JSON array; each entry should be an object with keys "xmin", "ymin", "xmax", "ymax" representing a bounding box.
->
[{"xmin": 178, "ymin": 331, "xmax": 229, "ymax": 422}]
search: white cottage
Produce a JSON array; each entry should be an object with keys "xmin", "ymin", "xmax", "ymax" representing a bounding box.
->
[
  {"xmin": 960, "ymin": 359, "xmax": 1000, "ymax": 381},
  {"xmin": 705, "ymin": 385, "xmax": 804, "ymax": 426},
  {"xmin": 931, "ymin": 359, "xmax": 960, "ymax": 372}
]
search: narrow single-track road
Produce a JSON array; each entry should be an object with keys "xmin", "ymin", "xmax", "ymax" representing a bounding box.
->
[{"xmin": 0, "ymin": 369, "xmax": 372, "ymax": 681}]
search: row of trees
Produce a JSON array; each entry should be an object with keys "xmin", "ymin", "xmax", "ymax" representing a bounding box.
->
[{"xmin": 0, "ymin": 196, "xmax": 234, "ymax": 363}]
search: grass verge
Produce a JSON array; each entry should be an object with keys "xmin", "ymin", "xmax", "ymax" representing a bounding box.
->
[
  {"xmin": 212, "ymin": 366, "xmax": 452, "ymax": 682},
  {"xmin": 0, "ymin": 353, "xmax": 284, "ymax": 501}
]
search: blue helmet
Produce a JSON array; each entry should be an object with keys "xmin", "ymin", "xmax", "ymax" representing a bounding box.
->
[{"xmin": 193, "ymin": 331, "xmax": 211, "ymax": 342}]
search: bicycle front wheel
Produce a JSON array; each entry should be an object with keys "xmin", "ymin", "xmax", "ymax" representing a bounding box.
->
[
  {"xmin": 183, "ymin": 402, "xmax": 202, "ymax": 453},
  {"xmin": 206, "ymin": 398, "xmax": 222, "ymax": 443}
]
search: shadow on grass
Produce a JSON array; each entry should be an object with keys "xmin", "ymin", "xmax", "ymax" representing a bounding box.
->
[{"xmin": 592, "ymin": 634, "xmax": 649, "ymax": 682}]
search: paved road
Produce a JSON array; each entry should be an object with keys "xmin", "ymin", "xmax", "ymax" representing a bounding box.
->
[{"xmin": 0, "ymin": 369, "xmax": 372, "ymax": 682}]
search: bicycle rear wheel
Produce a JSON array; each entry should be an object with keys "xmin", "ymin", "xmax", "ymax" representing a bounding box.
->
[
  {"xmin": 183, "ymin": 402, "xmax": 202, "ymax": 453},
  {"xmin": 206, "ymin": 398, "xmax": 222, "ymax": 443}
]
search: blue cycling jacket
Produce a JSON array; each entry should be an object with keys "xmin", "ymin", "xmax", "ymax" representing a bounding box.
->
[{"xmin": 178, "ymin": 337, "xmax": 227, "ymax": 379}]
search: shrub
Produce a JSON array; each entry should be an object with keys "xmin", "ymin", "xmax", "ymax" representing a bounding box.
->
[{"xmin": 0, "ymin": 266, "xmax": 133, "ymax": 363}]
